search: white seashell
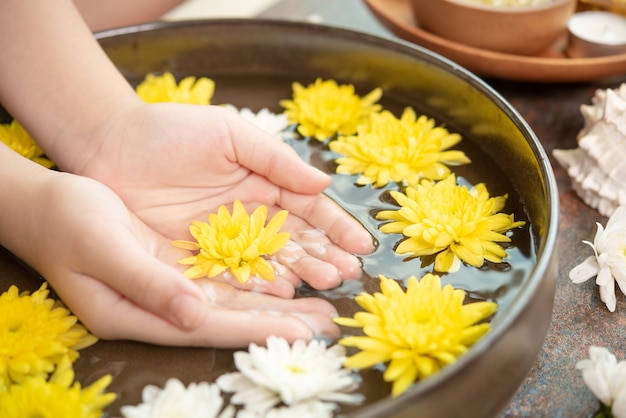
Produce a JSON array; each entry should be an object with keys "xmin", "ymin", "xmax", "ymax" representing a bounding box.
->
[{"xmin": 553, "ymin": 83, "xmax": 626, "ymax": 217}]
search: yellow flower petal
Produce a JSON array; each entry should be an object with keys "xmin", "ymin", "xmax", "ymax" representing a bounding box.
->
[
  {"xmin": 172, "ymin": 200, "xmax": 290, "ymax": 283},
  {"xmin": 335, "ymin": 274, "xmax": 497, "ymax": 396},
  {"xmin": 342, "ymin": 350, "xmax": 391, "ymax": 370},
  {"xmin": 0, "ymin": 356, "xmax": 115, "ymax": 418},
  {"xmin": 377, "ymin": 174, "xmax": 525, "ymax": 273},
  {"xmin": 0, "ymin": 283, "xmax": 96, "ymax": 390},
  {"xmin": 330, "ymin": 108, "xmax": 469, "ymax": 188},
  {"xmin": 136, "ymin": 72, "xmax": 215, "ymax": 104},
  {"xmin": 280, "ymin": 78, "xmax": 382, "ymax": 141},
  {"xmin": 170, "ymin": 240, "xmax": 200, "ymax": 251}
]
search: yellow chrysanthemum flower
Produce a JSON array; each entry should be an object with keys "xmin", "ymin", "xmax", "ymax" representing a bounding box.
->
[
  {"xmin": 0, "ymin": 283, "xmax": 97, "ymax": 392},
  {"xmin": 136, "ymin": 71, "xmax": 215, "ymax": 104},
  {"xmin": 279, "ymin": 78, "xmax": 382, "ymax": 141},
  {"xmin": 0, "ymin": 356, "xmax": 115, "ymax": 418},
  {"xmin": 329, "ymin": 107, "xmax": 470, "ymax": 188},
  {"xmin": 376, "ymin": 174, "xmax": 526, "ymax": 273},
  {"xmin": 0, "ymin": 120, "xmax": 54, "ymax": 168},
  {"xmin": 172, "ymin": 200, "xmax": 290, "ymax": 283},
  {"xmin": 334, "ymin": 273, "xmax": 498, "ymax": 397}
]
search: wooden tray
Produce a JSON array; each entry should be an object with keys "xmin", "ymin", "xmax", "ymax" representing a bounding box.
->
[{"xmin": 364, "ymin": 0, "xmax": 626, "ymax": 82}]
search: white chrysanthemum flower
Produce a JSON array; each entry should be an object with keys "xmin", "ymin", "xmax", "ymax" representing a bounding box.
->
[
  {"xmin": 570, "ymin": 206, "xmax": 626, "ymax": 312},
  {"xmin": 577, "ymin": 346, "xmax": 626, "ymax": 418},
  {"xmin": 236, "ymin": 400, "xmax": 337, "ymax": 418},
  {"xmin": 120, "ymin": 378, "xmax": 234, "ymax": 418},
  {"xmin": 222, "ymin": 104, "xmax": 290, "ymax": 139},
  {"xmin": 216, "ymin": 336, "xmax": 363, "ymax": 417}
]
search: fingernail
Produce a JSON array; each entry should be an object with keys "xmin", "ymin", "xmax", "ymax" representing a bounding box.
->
[
  {"xmin": 289, "ymin": 312, "xmax": 339, "ymax": 340},
  {"xmin": 169, "ymin": 294, "xmax": 206, "ymax": 330}
]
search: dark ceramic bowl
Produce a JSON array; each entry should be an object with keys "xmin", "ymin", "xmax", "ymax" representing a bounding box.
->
[{"xmin": 0, "ymin": 19, "xmax": 559, "ymax": 418}]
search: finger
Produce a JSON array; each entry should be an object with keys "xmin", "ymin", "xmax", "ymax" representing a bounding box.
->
[
  {"xmin": 195, "ymin": 280, "xmax": 336, "ymax": 315},
  {"xmin": 289, "ymin": 228, "xmax": 364, "ymax": 281},
  {"xmin": 114, "ymin": 307, "xmax": 339, "ymax": 348},
  {"xmin": 223, "ymin": 109, "xmax": 331, "ymax": 194},
  {"xmin": 278, "ymin": 188, "xmax": 375, "ymax": 256},
  {"xmin": 31, "ymin": 177, "xmax": 212, "ymax": 332},
  {"xmin": 61, "ymin": 277, "xmax": 340, "ymax": 348},
  {"xmin": 64, "ymin": 210, "xmax": 211, "ymax": 331},
  {"xmin": 275, "ymin": 240, "xmax": 359, "ymax": 290},
  {"xmin": 203, "ymin": 260, "xmax": 302, "ymax": 299}
]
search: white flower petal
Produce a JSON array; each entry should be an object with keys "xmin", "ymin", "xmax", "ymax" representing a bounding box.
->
[
  {"xmin": 319, "ymin": 391, "xmax": 365, "ymax": 404},
  {"xmin": 613, "ymin": 258, "xmax": 626, "ymax": 283},
  {"xmin": 578, "ymin": 346, "xmax": 618, "ymax": 406},
  {"xmin": 597, "ymin": 265, "xmax": 615, "ymax": 286},
  {"xmin": 616, "ymin": 278, "xmax": 626, "ymax": 298},
  {"xmin": 573, "ymin": 207, "xmax": 626, "ymax": 311},
  {"xmin": 120, "ymin": 378, "xmax": 229, "ymax": 418},
  {"xmin": 224, "ymin": 336, "xmax": 363, "ymax": 414},
  {"xmin": 233, "ymin": 387, "xmax": 280, "ymax": 412},
  {"xmin": 599, "ymin": 279, "xmax": 617, "ymax": 312},
  {"xmin": 613, "ymin": 398, "xmax": 626, "ymax": 418},
  {"xmin": 610, "ymin": 362, "xmax": 626, "ymax": 403},
  {"xmin": 219, "ymin": 405, "xmax": 236, "ymax": 418},
  {"xmin": 236, "ymin": 400, "xmax": 338, "ymax": 418},
  {"xmin": 216, "ymin": 372, "xmax": 253, "ymax": 392},
  {"xmin": 594, "ymin": 222, "xmax": 608, "ymax": 252},
  {"xmin": 569, "ymin": 255, "xmax": 600, "ymax": 283},
  {"xmin": 222, "ymin": 104, "xmax": 289, "ymax": 138},
  {"xmin": 605, "ymin": 207, "xmax": 626, "ymax": 233},
  {"xmin": 612, "ymin": 380, "xmax": 626, "ymax": 418}
]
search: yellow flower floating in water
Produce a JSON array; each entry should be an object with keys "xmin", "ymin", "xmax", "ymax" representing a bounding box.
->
[
  {"xmin": 136, "ymin": 71, "xmax": 215, "ymax": 104},
  {"xmin": 0, "ymin": 356, "xmax": 115, "ymax": 418},
  {"xmin": 0, "ymin": 120, "xmax": 54, "ymax": 168},
  {"xmin": 173, "ymin": 200, "xmax": 290, "ymax": 283},
  {"xmin": 280, "ymin": 78, "xmax": 382, "ymax": 141},
  {"xmin": 376, "ymin": 174, "xmax": 525, "ymax": 273},
  {"xmin": 330, "ymin": 107, "xmax": 470, "ymax": 188},
  {"xmin": 334, "ymin": 273, "xmax": 497, "ymax": 397},
  {"xmin": 0, "ymin": 283, "xmax": 97, "ymax": 392}
]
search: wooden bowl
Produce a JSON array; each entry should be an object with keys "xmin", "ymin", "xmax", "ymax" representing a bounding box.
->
[{"xmin": 411, "ymin": 0, "xmax": 577, "ymax": 55}]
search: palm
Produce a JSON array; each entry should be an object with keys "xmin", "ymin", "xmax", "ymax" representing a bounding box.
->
[
  {"xmin": 29, "ymin": 173, "xmax": 339, "ymax": 347},
  {"xmin": 77, "ymin": 103, "xmax": 374, "ymax": 291}
]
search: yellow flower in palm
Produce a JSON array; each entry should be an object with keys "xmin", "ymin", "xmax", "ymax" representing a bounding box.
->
[
  {"xmin": 329, "ymin": 107, "xmax": 470, "ymax": 188},
  {"xmin": 0, "ymin": 283, "xmax": 97, "ymax": 392},
  {"xmin": 335, "ymin": 274, "xmax": 497, "ymax": 397},
  {"xmin": 279, "ymin": 78, "xmax": 382, "ymax": 141},
  {"xmin": 376, "ymin": 174, "xmax": 525, "ymax": 273},
  {"xmin": 0, "ymin": 356, "xmax": 115, "ymax": 418},
  {"xmin": 136, "ymin": 71, "xmax": 215, "ymax": 104},
  {"xmin": 0, "ymin": 120, "xmax": 54, "ymax": 168},
  {"xmin": 173, "ymin": 200, "xmax": 290, "ymax": 283}
]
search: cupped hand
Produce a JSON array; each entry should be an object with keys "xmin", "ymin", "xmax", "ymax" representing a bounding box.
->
[
  {"xmin": 16, "ymin": 170, "xmax": 341, "ymax": 347},
  {"xmin": 70, "ymin": 102, "xmax": 374, "ymax": 292}
]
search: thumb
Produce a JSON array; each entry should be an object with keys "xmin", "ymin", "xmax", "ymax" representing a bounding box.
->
[{"xmin": 223, "ymin": 108, "xmax": 331, "ymax": 195}]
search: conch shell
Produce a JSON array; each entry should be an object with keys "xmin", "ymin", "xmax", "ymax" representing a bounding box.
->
[{"xmin": 553, "ymin": 84, "xmax": 626, "ymax": 217}]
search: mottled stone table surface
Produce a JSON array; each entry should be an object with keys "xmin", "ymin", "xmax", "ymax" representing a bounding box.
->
[{"xmin": 261, "ymin": 1, "xmax": 626, "ymax": 416}]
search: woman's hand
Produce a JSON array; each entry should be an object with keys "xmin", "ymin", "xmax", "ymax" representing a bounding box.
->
[
  {"xmin": 71, "ymin": 103, "xmax": 374, "ymax": 293},
  {"xmin": 0, "ymin": 154, "xmax": 341, "ymax": 347}
]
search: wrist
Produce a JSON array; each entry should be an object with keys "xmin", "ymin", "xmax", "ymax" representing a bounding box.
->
[
  {"xmin": 0, "ymin": 0, "xmax": 144, "ymax": 174},
  {"xmin": 0, "ymin": 145, "xmax": 56, "ymax": 259},
  {"xmin": 47, "ymin": 94, "xmax": 144, "ymax": 174}
]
